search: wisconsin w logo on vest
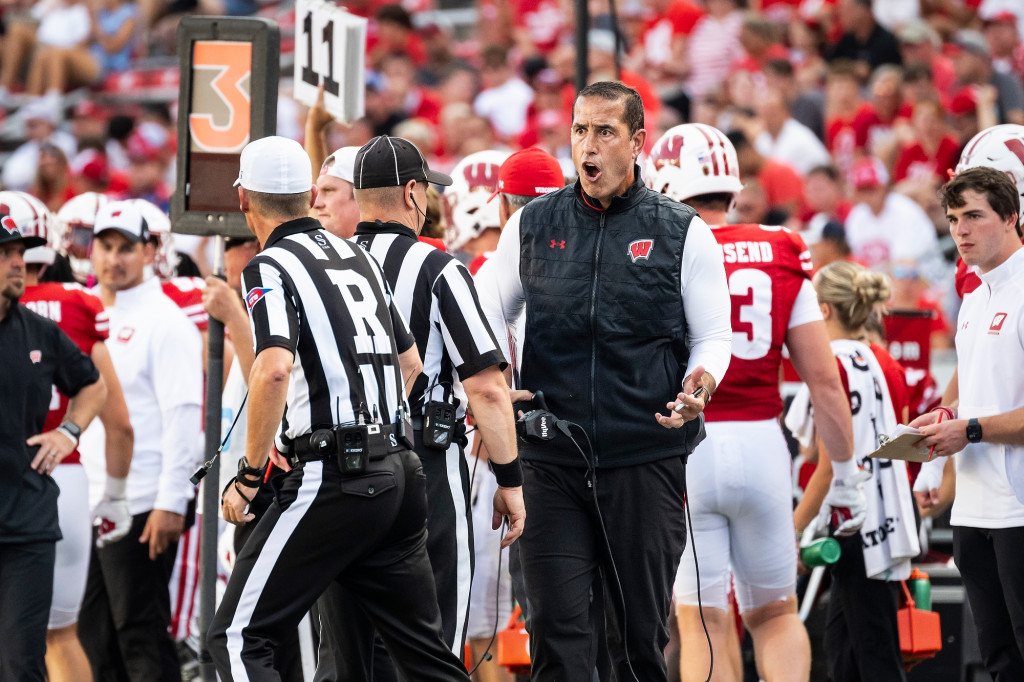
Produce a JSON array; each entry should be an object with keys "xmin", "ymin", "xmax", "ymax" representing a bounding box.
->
[{"xmin": 628, "ymin": 239, "xmax": 654, "ymax": 263}]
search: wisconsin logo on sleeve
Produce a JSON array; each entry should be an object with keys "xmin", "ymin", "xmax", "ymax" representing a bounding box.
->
[
  {"xmin": 246, "ymin": 287, "xmax": 273, "ymax": 311},
  {"xmin": 628, "ymin": 239, "xmax": 654, "ymax": 263}
]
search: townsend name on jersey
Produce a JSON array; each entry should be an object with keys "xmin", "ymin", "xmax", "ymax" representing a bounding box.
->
[{"xmin": 719, "ymin": 241, "xmax": 775, "ymax": 264}]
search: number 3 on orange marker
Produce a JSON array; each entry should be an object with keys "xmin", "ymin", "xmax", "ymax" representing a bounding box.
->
[{"xmin": 189, "ymin": 41, "xmax": 252, "ymax": 153}]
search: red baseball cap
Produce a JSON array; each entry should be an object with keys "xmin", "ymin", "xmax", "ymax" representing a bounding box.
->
[
  {"xmin": 850, "ymin": 157, "xmax": 889, "ymax": 190},
  {"xmin": 950, "ymin": 87, "xmax": 978, "ymax": 115},
  {"xmin": 487, "ymin": 147, "xmax": 565, "ymax": 202}
]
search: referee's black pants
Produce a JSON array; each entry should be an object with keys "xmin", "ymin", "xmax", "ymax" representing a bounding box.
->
[
  {"xmin": 823, "ymin": 534, "xmax": 906, "ymax": 682},
  {"xmin": 208, "ymin": 451, "xmax": 470, "ymax": 682},
  {"xmin": 79, "ymin": 510, "xmax": 181, "ymax": 682},
  {"xmin": 233, "ymin": 468, "xmax": 305, "ymax": 682},
  {"xmin": 0, "ymin": 540, "xmax": 55, "ymax": 682},
  {"xmin": 953, "ymin": 525, "xmax": 1024, "ymax": 681},
  {"xmin": 315, "ymin": 433, "xmax": 474, "ymax": 681},
  {"xmin": 519, "ymin": 455, "xmax": 687, "ymax": 682}
]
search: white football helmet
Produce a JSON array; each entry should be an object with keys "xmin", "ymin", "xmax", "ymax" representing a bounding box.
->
[
  {"xmin": 126, "ymin": 198, "xmax": 177, "ymax": 280},
  {"xmin": 0, "ymin": 191, "xmax": 57, "ymax": 265},
  {"xmin": 645, "ymin": 123, "xmax": 743, "ymax": 203},
  {"xmin": 444, "ymin": 150, "xmax": 509, "ymax": 252},
  {"xmin": 955, "ymin": 124, "xmax": 1024, "ymax": 225},
  {"xmin": 57, "ymin": 192, "xmax": 109, "ymax": 283}
]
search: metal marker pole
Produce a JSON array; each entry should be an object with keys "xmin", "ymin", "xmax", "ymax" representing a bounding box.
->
[
  {"xmin": 199, "ymin": 235, "xmax": 225, "ymax": 681},
  {"xmin": 575, "ymin": 0, "xmax": 589, "ymax": 94}
]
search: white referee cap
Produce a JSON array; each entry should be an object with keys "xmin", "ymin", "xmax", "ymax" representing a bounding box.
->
[
  {"xmin": 234, "ymin": 136, "xmax": 313, "ymax": 194},
  {"xmin": 320, "ymin": 147, "xmax": 358, "ymax": 184}
]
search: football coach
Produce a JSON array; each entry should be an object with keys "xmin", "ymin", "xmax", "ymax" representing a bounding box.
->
[{"xmin": 476, "ymin": 81, "xmax": 733, "ymax": 681}]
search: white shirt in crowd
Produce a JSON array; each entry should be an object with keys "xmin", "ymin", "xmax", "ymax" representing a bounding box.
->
[
  {"xmin": 684, "ymin": 11, "xmax": 745, "ymax": 100},
  {"xmin": 475, "ymin": 210, "xmax": 733, "ymax": 384},
  {"xmin": 754, "ymin": 118, "xmax": 831, "ymax": 176},
  {"xmin": 844, "ymin": 192, "xmax": 938, "ymax": 269},
  {"xmin": 1, "ymin": 131, "xmax": 78, "ymax": 191},
  {"xmin": 926, "ymin": 247, "xmax": 1024, "ymax": 528},
  {"xmin": 80, "ymin": 277, "xmax": 203, "ymax": 516},
  {"xmin": 473, "ymin": 77, "xmax": 535, "ymax": 140}
]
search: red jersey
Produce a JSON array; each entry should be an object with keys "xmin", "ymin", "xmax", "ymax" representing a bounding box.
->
[
  {"xmin": 893, "ymin": 136, "xmax": 960, "ymax": 184},
  {"xmin": 162, "ymin": 277, "xmax": 209, "ymax": 332},
  {"xmin": 852, "ymin": 102, "xmax": 913, "ymax": 154},
  {"xmin": 640, "ymin": 0, "xmax": 703, "ymax": 67},
  {"xmin": 705, "ymin": 224, "xmax": 813, "ymax": 422},
  {"xmin": 21, "ymin": 282, "xmax": 109, "ymax": 466}
]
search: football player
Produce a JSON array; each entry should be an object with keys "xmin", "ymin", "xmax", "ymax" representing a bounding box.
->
[{"xmin": 646, "ymin": 124, "xmax": 863, "ymax": 682}]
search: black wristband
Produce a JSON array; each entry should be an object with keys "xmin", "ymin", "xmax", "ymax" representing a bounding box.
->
[{"xmin": 490, "ymin": 457, "xmax": 524, "ymax": 488}]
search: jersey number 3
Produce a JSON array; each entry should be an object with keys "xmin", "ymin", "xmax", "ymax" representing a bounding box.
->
[{"xmin": 729, "ymin": 268, "xmax": 772, "ymax": 360}]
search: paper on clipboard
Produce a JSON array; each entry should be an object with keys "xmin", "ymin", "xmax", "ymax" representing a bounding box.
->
[{"xmin": 868, "ymin": 424, "xmax": 934, "ymax": 463}]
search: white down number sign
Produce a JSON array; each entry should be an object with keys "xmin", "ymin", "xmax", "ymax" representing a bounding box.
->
[{"xmin": 293, "ymin": 0, "xmax": 366, "ymax": 123}]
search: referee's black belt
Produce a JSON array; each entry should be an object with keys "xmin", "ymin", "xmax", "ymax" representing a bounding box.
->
[{"xmin": 289, "ymin": 424, "xmax": 406, "ymax": 466}]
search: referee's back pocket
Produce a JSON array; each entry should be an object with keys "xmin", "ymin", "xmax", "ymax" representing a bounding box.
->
[{"xmin": 340, "ymin": 472, "xmax": 396, "ymax": 498}]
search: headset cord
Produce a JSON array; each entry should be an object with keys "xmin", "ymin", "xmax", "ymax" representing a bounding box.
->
[
  {"xmin": 468, "ymin": 518, "xmax": 507, "ymax": 676},
  {"xmin": 190, "ymin": 390, "xmax": 249, "ymax": 485},
  {"xmin": 465, "ymin": 426, "xmax": 505, "ymax": 676},
  {"xmin": 556, "ymin": 420, "xmax": 641, "ymax": 682},
  {"xmin": 682, "ymin": 457, "xmax": 713, "ymax": 682}
]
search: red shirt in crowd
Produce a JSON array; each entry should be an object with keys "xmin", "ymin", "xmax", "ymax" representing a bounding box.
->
[
  {"xmin": 893, "ymin": 135, "xmax": 960, "ymax": 184},
  {"xmin": 852, "ymin": 102, "xmax": 913, "ymax": 153},
  {"xmin": 21, "ymin": 282, "xmax": 109, "ymax": 466},
  {"xmin": 758, "ymin": 159, "xmax": 805, "ymax": 212}
]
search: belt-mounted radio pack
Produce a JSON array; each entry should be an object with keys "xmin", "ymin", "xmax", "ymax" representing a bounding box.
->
[
  {"xmin": 423, "ymin": 379, "xmax": 458, "ymax": 451},
  {"xmin": 309, "ymin": 421, "xmax": 378, "ymax": 475}
]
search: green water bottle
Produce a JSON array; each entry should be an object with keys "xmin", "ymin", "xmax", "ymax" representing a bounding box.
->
[
  {"xmin": 908, "ymin": 568, "xmax": 932, "ymax": 611},
  {"xmin": 800, "ymin": 537, "xmax": 841, "ymax": 567}
]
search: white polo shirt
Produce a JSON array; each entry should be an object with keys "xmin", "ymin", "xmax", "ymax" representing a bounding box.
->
[
  {"xmin": 80, "ymin": 277, "xmax": 203, "ymax": 516},
  {"xmin": 952, "ymin": 246, "xmax": 1024, "ymax": 528}
]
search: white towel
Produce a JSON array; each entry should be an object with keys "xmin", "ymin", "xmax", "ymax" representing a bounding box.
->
[{"xmin": 785, "ymin": 339, "xmax": 920, "ymax": 580}]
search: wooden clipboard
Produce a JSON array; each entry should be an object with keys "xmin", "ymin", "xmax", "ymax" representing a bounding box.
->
[{"xmin": 868, "ymin": 429, "xmax": 934, "ymax": 463}]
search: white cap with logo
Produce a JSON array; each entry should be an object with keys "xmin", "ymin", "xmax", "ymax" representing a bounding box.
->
[
  {"xmin": 320, "ymin": 147, "xmax": 359, "ymax": 183},
  {"xmin": 94, "ymin": 201, "xmax": 150, "ymax": 243},
  {"xmin": 234, "ymin": 136, "xmax": 313, "ymax": 194}
]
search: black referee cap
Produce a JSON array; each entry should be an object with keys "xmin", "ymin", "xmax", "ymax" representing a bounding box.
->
[
  {"xmin": 0, "ymin": 212, "xmax": 46, "ymax": 248},
  {"xmin": 353, "ymin": 136, "xmax": 452, "ymax": 189}
]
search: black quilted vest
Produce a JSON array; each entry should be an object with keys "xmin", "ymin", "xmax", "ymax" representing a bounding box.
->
[{"xmin": 517, "ymin": 170, "xmax": 700, "ymax": 467}]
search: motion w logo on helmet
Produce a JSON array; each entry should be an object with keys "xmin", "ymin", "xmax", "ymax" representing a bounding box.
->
[
  {"xmin": 1, "ymin": 215, "xmax": 18, "ymax": 236},
  {"xmin": 628, "ymin": 239, "xmax": 654, "ymax": 263}
]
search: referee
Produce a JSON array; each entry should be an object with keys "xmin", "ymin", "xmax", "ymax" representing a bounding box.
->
[
  {"xmin": 207, "ymin": 136, "xmax": 471, "ymax": 682},
  {"xmin": 316, "ymin": 135, "xmax": 526, "ymax": 679}
]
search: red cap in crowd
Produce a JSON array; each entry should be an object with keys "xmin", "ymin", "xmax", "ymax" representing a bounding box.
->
[
  {"xmin": 488, "ymin": 147, "xmax": 565, "ymax": 202},
  {"xmin": 850, "ymin": 157, "xmax": 889, "ymax": 190},
  {"xmin": 950, "ymin": 87, "xmax": 978, "ymax": 115}
]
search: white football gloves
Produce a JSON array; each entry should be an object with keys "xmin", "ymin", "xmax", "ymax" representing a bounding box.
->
[
  {"xmin": 94, "ymin": 476, "xmax": 131, "ymax": 547},
  {"xmin": 820, "ymin": 464, "xmax": 870, "ymax": 537}
]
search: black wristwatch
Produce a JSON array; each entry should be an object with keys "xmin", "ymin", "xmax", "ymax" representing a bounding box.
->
[
  {"xmin": 966, "ymin": 418, "xmax": 983, "ymax": 444},
  {"xmin": 236, "ymin": 457, "xmax": 268, "ymax": 487}
]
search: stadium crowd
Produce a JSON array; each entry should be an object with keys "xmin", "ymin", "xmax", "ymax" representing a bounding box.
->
[{"xmin": 3, "ymin": 0, "xmax": 1024, "ymax": 681}]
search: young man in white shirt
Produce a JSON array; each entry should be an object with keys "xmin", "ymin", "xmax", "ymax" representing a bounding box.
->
[
  {"xmin": 78, "ymin": 201, "xmax": 204, "ymax": 681},
  {"xmin": 915, "ymin": 167, "xmax": 1024, "ymax": 682}
]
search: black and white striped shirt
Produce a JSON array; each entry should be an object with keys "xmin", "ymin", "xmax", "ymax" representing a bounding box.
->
[
  {"xmin": 354, "ymin": 221, "xmax": 506, "ymax": 417},
  {"xmin": 242, "ymin": 218, "xmax": 415, "ymax": 443}
]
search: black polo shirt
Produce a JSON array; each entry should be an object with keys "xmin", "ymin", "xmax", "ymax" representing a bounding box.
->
[{"xmin": 0, "ymin": 303, "xmax": 99, "ymax": 544}]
